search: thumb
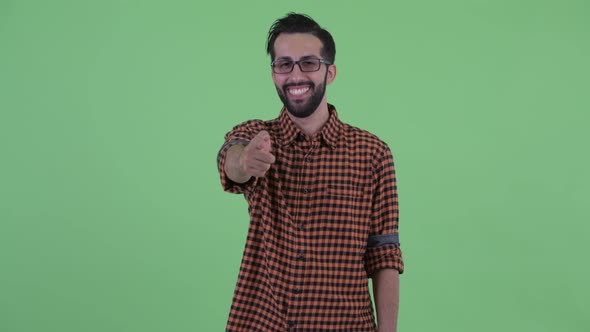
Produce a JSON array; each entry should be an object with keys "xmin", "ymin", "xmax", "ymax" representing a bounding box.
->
[{"xmin": 253, "ymin": 130, "xmax": 272, "ymax": 152}]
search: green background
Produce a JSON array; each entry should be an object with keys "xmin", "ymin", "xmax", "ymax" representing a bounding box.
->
[{"xmin": 1, "ymin": 0, "xmax": 589, "ymax": 331}]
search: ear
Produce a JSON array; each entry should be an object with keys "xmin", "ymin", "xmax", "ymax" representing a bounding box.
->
[{"xmin": 326, "ymin": 64, "xmax": 337, "ymax": 85}]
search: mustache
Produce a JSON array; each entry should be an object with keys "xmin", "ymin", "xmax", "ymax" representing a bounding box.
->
[{"xmin": 282, "ymin": 81, "xmax": 315, "ymax": 93}]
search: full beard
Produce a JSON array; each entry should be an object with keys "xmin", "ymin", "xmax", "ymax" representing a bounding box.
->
[{"xmin": 276, "ymin": 76, "xmax": 327, "ymax": 119}]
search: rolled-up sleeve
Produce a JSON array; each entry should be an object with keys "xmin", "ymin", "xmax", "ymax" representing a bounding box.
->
[
  {"xmin": 364, "ymin": 144, "xmax": 404, "ymax": 277},
  {"xmin": 217, "ymin": 120, "xmax": 265, "ymax": 194}
]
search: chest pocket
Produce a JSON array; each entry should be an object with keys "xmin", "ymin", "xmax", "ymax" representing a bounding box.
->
[
  {"xmin": 320, "ymin": 184, "xmax": 372, "ymax": 217},
  {"xmin": 325, "ymin": 184, "xmax": 370, "ymax": 200},
  {"xmin": 315, "ymin": 183, "xmax": 372, "ymax": 256}
]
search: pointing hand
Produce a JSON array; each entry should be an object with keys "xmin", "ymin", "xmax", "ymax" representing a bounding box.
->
[{"xmin": 239, "ymin": 130, "xmax": 275, "ymax": 178}]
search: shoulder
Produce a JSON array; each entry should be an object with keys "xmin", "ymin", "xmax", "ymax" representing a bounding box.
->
[
  {"xmin": 229, "ymin": 114, "xmax": 284, "ymax": 131},
  {"xmin": 228, "ymin": 119, "xmax": 267, "ymax": 132},
  {"xmin": 340, "ymin": 122, "xmax": 391, "ymax": 156}
]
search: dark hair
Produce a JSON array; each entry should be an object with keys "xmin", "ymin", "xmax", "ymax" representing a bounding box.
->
[{"xmin": 266, "ymin": 13, "xmax": 336, "ymax": 64}]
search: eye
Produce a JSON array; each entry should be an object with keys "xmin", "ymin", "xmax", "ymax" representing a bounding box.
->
[
  {"xmin": 277, "ymin": 61, "xmax": 292, "ymax": 69},
  {"xmin": 300, "ymin": 59, "xmax": 320, "ymax": 70}
]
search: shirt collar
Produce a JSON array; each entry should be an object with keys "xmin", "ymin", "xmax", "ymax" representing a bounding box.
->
[{"xmin": 278, "ymin": 104, "xmax": 342, "ymax": 150}]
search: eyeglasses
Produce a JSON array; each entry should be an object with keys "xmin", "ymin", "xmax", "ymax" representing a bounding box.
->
[{"xmin": 271, "ymin": 57, "xmax": 332, "ymax": 74}]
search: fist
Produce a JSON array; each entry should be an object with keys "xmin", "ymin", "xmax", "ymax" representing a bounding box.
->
[{"xmin": 239, "ymin": 130, "xmax": 275, "ymax": 178}]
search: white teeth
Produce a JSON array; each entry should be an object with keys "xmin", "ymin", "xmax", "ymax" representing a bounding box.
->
[{"xmin": 289, "ymin": 87, "xmax": 310, "ymax": 95}]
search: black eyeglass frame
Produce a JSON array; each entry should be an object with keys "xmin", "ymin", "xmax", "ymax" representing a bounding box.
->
[{"xmin": 270, "ymin": 57, "xmax": 333, "ymax": 74}]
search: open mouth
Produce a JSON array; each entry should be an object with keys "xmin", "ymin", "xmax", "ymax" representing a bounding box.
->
[{"xmin": 286, "ymin": 85, "xmax": 312, "ymax": 98}]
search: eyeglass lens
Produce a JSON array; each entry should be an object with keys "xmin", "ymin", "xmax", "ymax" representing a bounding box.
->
[{"xmin": 274, "ymin": 58, "xmax": 321, "ymax": 73}]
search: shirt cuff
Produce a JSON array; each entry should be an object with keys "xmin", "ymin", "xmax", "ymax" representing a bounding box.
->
[{"xmin": 364, "ymin": 241, "xmax": 404, "ymax": 277}]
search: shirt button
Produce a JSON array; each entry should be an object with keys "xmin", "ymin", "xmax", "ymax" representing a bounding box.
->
[
  {"xmin": 297, "ymin": 254, "xmax": 305, "ymax": 261},
  {"xmin": 302, "ymin": 188, "xmax": 309, "ymax": 194},
  {"xmin": 305, "ymin": 157, "xmax": 312, "ymax": 163}
]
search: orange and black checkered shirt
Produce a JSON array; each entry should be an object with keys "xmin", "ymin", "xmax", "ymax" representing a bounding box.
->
[{"xmin": 218, "ymin": 105, "xmax": 404, "ymax": 332}]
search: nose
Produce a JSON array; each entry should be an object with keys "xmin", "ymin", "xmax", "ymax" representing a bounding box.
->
[{"xmin": 288, "ymin": 62, "xmax": 306, "ymax": 82}]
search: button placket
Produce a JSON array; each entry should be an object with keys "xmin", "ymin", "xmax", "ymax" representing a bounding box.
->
[
  {"xmin": 290, "ymin": 140, "xmax": 315, "ymax": 322},
  {"xmin": 296, "ymin": 145, "xmax": 316, "ymax": 324}
]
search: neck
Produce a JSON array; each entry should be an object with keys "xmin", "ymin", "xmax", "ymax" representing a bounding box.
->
[{"xmin": 288, "ymin": 99, "xmax": 330, "ymax": 136}]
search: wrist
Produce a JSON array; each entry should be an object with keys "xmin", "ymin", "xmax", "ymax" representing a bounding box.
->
[{"xmin": 225, "ymin": 144, "xmax": 251, "ymax": 183}]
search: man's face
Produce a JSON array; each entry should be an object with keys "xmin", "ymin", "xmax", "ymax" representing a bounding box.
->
[{"xmin": 271, "ymin": 33, "xmax": 336, "ymax": 118}]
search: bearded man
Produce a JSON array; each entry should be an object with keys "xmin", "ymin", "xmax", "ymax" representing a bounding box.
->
[{"xmin": 217, "ymin": 13, "xmax": 404, "ymax": 332}]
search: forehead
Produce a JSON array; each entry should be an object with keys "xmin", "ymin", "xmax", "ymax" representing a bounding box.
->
[{"xmin": 274, "ymin": 33, "xmax": 323, "ymax": 59}]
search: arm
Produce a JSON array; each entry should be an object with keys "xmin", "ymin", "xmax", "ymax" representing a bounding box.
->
[
  {"xmin": 363, "ymin": 144, "xmax": 404, "ymax": 331},
  {"xmin": 372, "ymin": 268, "xmax": 400, "ymax": 332}
]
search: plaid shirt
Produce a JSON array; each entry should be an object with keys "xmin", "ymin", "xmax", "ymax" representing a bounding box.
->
[{"xmin": 218, "ymin": 105, "xmax": 404, "ymax": 332}]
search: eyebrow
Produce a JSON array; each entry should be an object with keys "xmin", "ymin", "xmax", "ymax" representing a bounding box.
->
[{"xmin": 275, "ymin": 55, "xmax": 320, "ymax": 61}]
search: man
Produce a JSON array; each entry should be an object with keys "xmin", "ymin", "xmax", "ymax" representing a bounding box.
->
[{"xmin": 217, "ymin": 13, "xmax": 404, "ymax": 332}]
